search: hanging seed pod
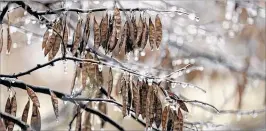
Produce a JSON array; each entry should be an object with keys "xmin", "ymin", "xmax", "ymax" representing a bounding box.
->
[
  {"xmin": 81, "ymin": 63, "xmax": 89, "ymax": 90},
  {"xmin": 72, "ymin": 18, "xmax": 82, "ymax": 55},
  {"xmin": 149, "ymin": 17, "xmax": 155, "ymax": 50},
  {"xmin": 94, "ymin": 55, "xmax": 103, "ymax": 87},
  {"xmin": 107, "ymin": 67, "xmax": 113, "ymax": 98},
  {"xmin": 117, "ymin": 21, "xmax": 128, "ymax": 54},
  {"xmin": 44, "ymin": 31, "xmax": 56, "ymax": 56},
  {"xmin": 155, "ymin": 15, "xmax": 162, "ymax": 49},
  {"xmin": 82, "ymin": 103, "xmax": 92, "ymax": 131},
  {"xmin": 75, "ymin": 107, "xmax": 81, "ymax": 131},
  {"xmin": 114, "ymin": 8, "xmax": 121, "ymax": 39},
  {"xmin": 162, "ymin": 106, "xmax": 169, "ymax": 131},
  {"xmin": 132, "ymin": 81, "xmax": 140, "ymax": 118},
  {"xmin": 154, "ymin": 92, "xmax": 162, "ymax": 128},
  {"xmin": 50, "ymin": 91, "xmax": 59, "ymax": 119},
  {"xmin": 42, "ymin": 29, "xmax": 49, "ymax": 50},
  {"xmin": 167, "ymin": 109, "xmax": 174, "ymax": 131},
  {"xmin": 140, "ymin": 81, "xmax": 148, "ymax": 119},
  {"xmin": 0, "ymin": 28, "xmax": 3, "ymax": 54},
  {"xmin": 132, "ymin": 15, "xmax": 138, "ymax": 48},
  {"xmin": 127, "ymin": 18, "xmax": 135, "ymax": 53},
  {"xmin": 121, "ymin": 76, "xmax": 128, "ymax": 117},
  {"xmin": 173, "ymin": 108, "xmax": 183, "ymax": 131},
  {"xmin": 82, "ymin": 13, "xmax": 90, "ymax": 52},
  {"xmin": 127, "ymin": 79, "xmax": 132, "ymax": 115},
  {"xmin": 26, "ymin": 86, "xmax": 40, "ymax": 108},
  {"xmin": 4, "ymin": 97, "xmax": 11, "ymax": 128},
  {"xmin": 61, "ymin": 18, "xmax": 68, "ymax": 55},
  {"xmin": 50, "ymin": 34, "xmax": 61, "ymax": 60},
  {"xmin": 7, "ymin": 95, "xmax": 17, "ymax": 131},
  {"xmin": 31, "ymin": 104, "xmax": 41, "ymax": 131},
  {"xmin": 145, "ymin": 84, "xmax": 153, "ymax": 128},
  {"xmin": 100, "ymin": 13, "xmax": 109, "ymax": 49},
  {"xmin": 93, "ymin": 16, "xmax": 101, "ymax": 50},
  {"xmin": 98, "ymin": 102, "xmax": 107, "ymax": 128},
  {"xmin": 177, "ymin": 100, "xmax": 189, "ymax": 112},
  {"xmin": 7, "ymin": 14, "xmax": 12, "ymax": 53},
  {"xmin": 136, "ymin": 15, "xmax": 143, "ymax": 47},
  {"xmin": 107, "ymin": 26, "xmax": 117, "ymax": 53},
  {"xmin": 0, "ymin": 119, "xmax": 5, "ymax": 131},
  {"xmin": 140, "ymin": 18, "xmax": 148, "ymax": 50},
  {"xmin": 21, "ymin": 99, "xmax": 30, "ymax": 123}
]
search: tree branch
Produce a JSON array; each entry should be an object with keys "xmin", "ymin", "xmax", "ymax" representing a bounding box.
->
[{"xmin": 0, "ymin": 111, "xmax": 31, "ymax": 131}]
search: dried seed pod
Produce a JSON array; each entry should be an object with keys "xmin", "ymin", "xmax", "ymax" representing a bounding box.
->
[
  {"xmin": 121, "ymin": 76, "xmax": 128, "ymax": 117},
  {"xmin": 81, "ymin": 64, "xmax": 89, "ymax": 90},
  {"xmin": 7, "ymin": 14, "xmax": 12, "ymax": 53},
  {"xmin": 107, "ymin": 26, "xmax": 117, "ymax": 52},
  {"xmin": 93, "ymin": 16, "xmax": 101, "ymax": 50},
  {"xmin": 31, "ymin": 104, "xmax": 41, "ymax": 131},
  {"xmin": 177, "ymin": 100, "xmax": 189, "ymax": 112},
  {"xmin": 154, "ymin": 91, "xmax": 162, "ymax": 128},
  {"xmin": 140, "ymin": 18, "xmax": 148, "ymax": 50},
  {"xmin": 42, "ymin": 29, "xmax": 49, "ymax": 50},
  {"xmin": 145, "ymin": 84, "xmax": 153, "ymax": 128},
  {"xmin": 4, "ymin": 97, "xmax": 11, "ymax": 128},
  {"xmin": 44, "ymin": 32, "xmax": 56, "ymax": 56},
  {"xmin": 117, "ymin": 21, "xmax": 128, "ymax": 53},
  {"xmin": 132, "ymin": 15, "xmax": 138, "ymax": 48},
  {"xmin": 61, "ymin": 18, "xmax": 69, "ymax": 55},
  {"xmin": 149, "ymin": 86, "xmax": 155, "ymax": 126},
  {"xmin": 0, "ymin": 28, "xmax": 3, "ymax": 53},
  {"xmin": 0, "ymin": 118, "xmax": 5, "ymax": 131},
  {"xmin": 75, "ymin": 107, "xmax": 81, "ymax": 131},
  {"xmin": 132, "ymin": 81, "xmax": 140, "ymax": 118},
  {"xmin": 7, "ymin": 96, "xmax": 17, "ymax": 131},
  {"xmin": 82, "ymin": 103, "xmax": 92, "ymax": 131},
  {"xmin": 49, "ymin": 34, "xmax": 61, "ymax": 61},
  {"xmin": 140, "ymin": 81, "xmax": 148, "ymax": 119},
  {"xmin": 50, "ymin": 91, "xmax": 59, "ymax": 119},
  {"xmin": 26, "ymin": 86, "xmax": 40, "ymax": 107},
  {"xmin": 114, "ymin": 8, "xmax": 121, "ymax": 39},
  {"xmin": 155, "ymin": 15, "xmax": 162, "ymax": 49},
  {"xmin": 72, "ymin": 18, "xmax": 82, "ymax": 55},
  {"xmin": 127, "ymin": 79, "xmax": 132, "ymax": 115},
  {"xmin": 107, "ymin": 67, "xmax": 113, "ymax": 98},
  {"xmin": 173, "ymin": 108, "xmax": 183, "ymax": 131},
  {"xmin": 98, "ymin": 102, "xmax": 107, "ymax": 128},
  {"xmin": 100, "ymin": 13, "xmax": 109, "ymax": 49},
  {"xmin": 127, "ymin": 18, "xmax": 135, "ymax": 53},
  {"xmin": 21, "ymin": 99, "xmax": 30, "ymax": 123},
  {"xmin": 94, "ymin": 55, "xmax": 103, "ymax": 87},
  {"xmin": 82, "ymin": 13, "xmax": 90, "ymax": 52},
  {"xmin": 148, "ymin": 17, "xmax": 155, "ymax": 50},
  {"xmin": 162, "ymin": 106, "xmax": 169, "ymax": 131},
  {"xmin": 136, "ymin": 15, "xmax": 143, "ymax": 47},
  {"xmin": 167, "ymin": 109, "xmax": 174, "ymax": 131}
]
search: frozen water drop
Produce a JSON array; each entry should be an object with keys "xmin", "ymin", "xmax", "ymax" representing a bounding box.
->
[
  {"xmin": 182, "ymin": 83, "xmax": 187, "ymax": 88},
  {"xmin": 147, "ymin": 79, "xmax": 153, "ymax": 86},
  {"xmin": 140, "ymin": 51, "xmax": 146, "ymax": 56},
  {"xmin": 63, "ymin": 101, "xmax": 68, "ymax": 105},
  {"xmin": 98, "ymin": 64, "xmax": 103, "ymax": 72},
  {"xmin": 171, "ymin": 83, "xmax": 176, "ymax": 88}
]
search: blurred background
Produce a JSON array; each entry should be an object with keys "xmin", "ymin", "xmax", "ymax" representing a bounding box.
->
[{"xmin": 0, "ymin": 0, "xmax": 265, "ymax": 130}]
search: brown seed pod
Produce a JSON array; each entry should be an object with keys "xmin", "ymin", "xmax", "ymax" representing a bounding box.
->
[
  {"xmin": 61, "ymin": 18, "xmax": 69, "ymax": 55},
  {"xmin": 0, "ymin": 28, "xmax": 3, "ymax": 53},
  {"xmin": 10, "ymin": 95, "xmax": 17, "ymax": 117},
  {"xmin": 132, "ymin": 80, "xmax": 140, "ymax": 118},
  {"xmin": 21, "ymin": 99, "xmax": 30, "ymax": 123},
  {"xmin": 98, "ymin": 102, "xmax": 107, "ymax": 128},
  {"xmin": 42, "ymin": 29, "xmax": 49, "ymax": 50},
  {"xmin": 107, "ymin": 26, "xmax": 117, "ymax": 53},
  {"xmin": 114, "ymin": 8, "xmax": 121, "ymax": 39},
  {"xmin": 167, "ymin": 109, "xmax": 174, "ymax": 131},
  {"xmin": 44, "ymin": 32, "xmax": 56, "ymax": 56},
  {"xmin": 0, "ymin": 118, "xmax": 5, "ymax": 131},
  {"xmin": 82, "ymin": 13, "xmax": 90, "ymax": 52},
  {"xmin": 140, "ymin": 81, "xmax": 148, "ymax": 119},
  {"xmin": 117, "ymin": 21, "xmax": 128, "ymax": 54},
  {"xmin": 93, "ymin": 16, "xmax": 101, "ymax": 50},
  {"xmin": 127, "ymin": 78, "xmax": 132, "ymax": 115},
  {"xmin": 149, "ymin": 86, "xmax": 156, "ymax": 126},
  {"xmin": 50, "ymin": 91, "xmax": 59, "ymax": 119},
  {"xmin": 121, "ymin": 76, "xmax": 128, "ymax": 117},
  {"xmin": 177, "ymin": 100, "xmax": 189, "ymax": 112},
  {"xmin": 26, "ymin": 86, "xmax": 40, "ymax": 107},
  {"xmin": 100, "ymin": 13, "xmax": 109, "ymax": 49},
  {"xmin": 162, "ymin": 106, "xmax": 169, "ymax": 131},
  {"xmin": 75, "ymin": 107, "xmax": 81, "ymax": 131},
  {"xmin": 136, "ymin": 15, "xmax": 143, "ymax": 47},
  {"xmin": 81, "ymin": 64, "xmax": 89, "ymax": 90},
  {"xmin": 82, "ymin": 103, "xmax": 92, "ymax": 131},
  {"xmin": 145, "ymin": 84, "xmax": 153, "ymax": 128},
  {"xmin": 7, "ymin": 14, "xmax": 12, "ymax": 53},
  {"xmin": 72, "ymin": 18, "xmax": 83, "ymax": 55},
  {"xmin": 49, "ymin": 34, "xmax": 61, "ymax": 61},
  {"xmin": 107, "ymin": 67, "xmax": 113, "ymax": 98},
  {"xmin": 155, "ymin": 15, "xmax": 162, "ymax": 49},
  {"xmin": 173, "ymin": 108, "xmax": 183, "ymax": 131},
  {"xmin": 31, "ymin": 104, "xmax": 41, "ymax": 131},
  {"xmin": 127, "ymin": 18, "xmax": 135, "ymax": 52},
  {"xmin": 4, "ymin": 97, "xmax": 11, "ymax": 129},
  {"xmin": 94, "ymin": 55, "xmax": 103, "ymax": 87},
  {"xmin": 140, "ymin": 18, "xmax": 148, "ymax": 50},
  {"xmin": 132, "ymin": 15, "xmax": 138, "ymax": 48},
  {"xmin": 149, "ymin": 17, "xmax": 155, "ymax": 50},
  {"xmin": 154, "ymin": 90, "xmax": 162, "ymax": 128}
]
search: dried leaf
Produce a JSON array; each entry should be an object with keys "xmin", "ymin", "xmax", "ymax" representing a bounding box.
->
[
  {"xmin": 98, "ymin": 102, "xmax": 107, "ymax": 128},
  {"xmin": 82, "ymin": 13, "xmax": 90, "ymax": 52},
  {"xmin": 107, "ymin": 67, "xmax": 113, "ymax": 98},
  {"xmin": 75, "ymin": 107, "xmax": 81, "ymax": 131},
  {"xmin": 0, "ymin": 28, "xmax": 3, "ymax": 53},
  {"xmin": 100, "ymin": 13, "xmax": 109, "ymax": 49},
  {"xmin": 121, "ymin": 76, "xmax": 128, "ymax": 117},
  {"xmin": 7, "ymin": 14, "xmax": 12, "ymax": 53},
  {"xmin": 0, "ymin": 118, "xmax": 5, "ymax": 131},
  {"xmin": 155, "ymin": 15, "xmax": 162, "ymax": 49},
  {"xmin": 42, "ymin": 29, "xmax": 49, "ymax": 50},
  {"xmin": 149, "ymin": 17, "xmax": 155, "ymax": 50},
  {"xmin": 162, "ymin": 106, "xmax": 169, "ymax": 131},
  {"xmin": 132, "ymin": 80, "xmax": 140, "ymax": 118},
  {"xmin": 140, "ymin": 18, "xmax": 148, "ymax": 50},
  {"xmin": 136, "ymin": 15, "xmax": 143, "ymax": 47},
  {"xmin": 72, "ymin": 18, "xmax": 83, "ymax": 55},
  {"xmin": 26, "ymin": 87, "xmax": 40, "ymax": 108},
  {"xmin": 4, "ymin": 97, "xmax": 11, "ymax": 129},
  {"xmin": 173, "ymin": 108, "xmax": 183, "ymax": 131},
  {"xmin": 114, "ymin": 8, "xmax": 121, "ymax": 39},
  {"xmin": 93, "ymin": 16, "xmax": 101, "ymax": 50},
  {"xmin": 177, "ymin": 100, "xmax": 189, "ymax": 112},
  {"xmin": 140, "ymin": 81, "xmax": 148, "ymax": 119},
  {"xmin": 31, "ymin": 104, "xmax": 41, "ymax": 131},
  {"xmin": 21, "ymin": 99, "xmax": 30, "ymax": 123},
  {"xmin": 50, "ymin": 91, "xmax": 59, "ymax": 119}
]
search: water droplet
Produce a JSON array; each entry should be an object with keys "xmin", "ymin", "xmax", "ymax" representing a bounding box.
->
[
  {"xmin": 11, "ymin": 80, "xmax": 15, "ymax": 83},
  {"xmin": 40, "ymin": 24, "xmax": 46, "ymax": 29},
  {"xmin": 134, "ymin": 56, "xmax": 139, "ymax": 61},
  {"xmin": 147, "ymin": 79, "xmax": 153, "ymax": 86},
  {"xmin": 182, "ymin": 83, "xmax": 187, "ymax": 88},
  {"xmin": 98, "ymin": 64, "xmax": 103, "ymax": 72},
  {"xmin": 63, "ymin": 101, "xmax": 68, "ymax": 105},
  {"xmin": 23, "ymin": 11, "xmax": 27, "ymax": 15},
  {"xmin": 171, "ymin": 83, "xmax": 176, "ymax": 88},
  {"xmin": 185, "ymin": 69, "xmax": 191, "ymax": 74},
  {"xmin": 188, "ymin": 13, "xmax": 196, "ymax": 20}
]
